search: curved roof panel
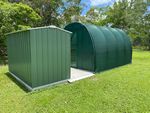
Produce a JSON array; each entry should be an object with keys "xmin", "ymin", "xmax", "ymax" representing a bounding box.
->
[{"xmin": 65, "ymin": 22, "xmax": 132, "ymax": 72}]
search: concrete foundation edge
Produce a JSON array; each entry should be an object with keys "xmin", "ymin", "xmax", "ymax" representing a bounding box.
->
[{"xmin": 9, "ymin": 72, "xmax": 69, "ymax": 91}]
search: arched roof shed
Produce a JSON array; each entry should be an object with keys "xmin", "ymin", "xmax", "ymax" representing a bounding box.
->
[{"xmin": 65, "ymin": 22, "xmax": 132, "ymax": 72}]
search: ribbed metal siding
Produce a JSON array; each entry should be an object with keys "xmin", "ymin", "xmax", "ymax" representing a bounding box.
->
[
  {"xmin": 117, "ymin": 29, "xmax": 132, "ymax": 64},
  {"xmin": 7, "ymin": 27, "xmax": 71, "ymax": 89},
  {"xmin": 30, "ymin": 28, "xmax": 71, "ymax": 88},
  {"xmin": 85, "ymin": 25, "xmax": 107, "ymax": 71},
  {"xmin": 108, "ymin": 28, "xmax": 125, "ymax": 66},
  {"xmin": 65, "ymin": 22, "xmax": 132, "ymax": 72},
  {"xmin": 7, "ymin": 31, "xmax": 32, "ymax": 86},
  {"xmin": 98, "ymin": 27, "xmax": 118, "ymax": 69},
  {"xmin": 85, "ymin": 25, "xmax": 132, "ymax": 72}
]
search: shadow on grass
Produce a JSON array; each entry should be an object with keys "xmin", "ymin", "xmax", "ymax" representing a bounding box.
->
[{"xmin": 5, "ymin": 72, "xmax": 29, "ymax": 93}]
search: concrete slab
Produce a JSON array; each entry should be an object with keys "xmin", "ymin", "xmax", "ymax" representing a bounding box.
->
[{"xmin": 68, "ymin": 68, "xmax": 94, "ymax": 83}]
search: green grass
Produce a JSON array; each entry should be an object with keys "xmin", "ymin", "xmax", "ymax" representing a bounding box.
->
[{"xmin": 0, "ymin": 50, "xmax": 150, "ymax": 113}]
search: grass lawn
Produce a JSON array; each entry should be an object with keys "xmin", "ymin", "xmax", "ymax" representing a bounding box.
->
[{"xmin": 0, "ymin": 50, "xmax": 150, "ymax": 113}]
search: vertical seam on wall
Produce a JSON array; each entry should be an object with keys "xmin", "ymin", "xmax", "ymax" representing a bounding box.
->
[{"xmin": 29, "ymin": 30, "xmax": 32, "ymax": 87}]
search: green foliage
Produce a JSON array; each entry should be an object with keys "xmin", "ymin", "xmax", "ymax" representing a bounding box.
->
[
  {"xmin": 140, "ymin": 14, "xmax": 150, "ymax": 49},
  {"xmin": 1, "ymin": 50, "xmax": 150, "ymax": 112},
  {"xmin": 0, "ymin": 1, "xmax": 41, "ymax": 29},
  {"xmin": 105, "ymin": 1, "xmax": 129, "ymax": 29},
  {"xmin": 62, "ymin": 0, "xmax": 82, "ymax": 25},
  {"xmin": 85, "ymin": 7, "xmax": 108, "ymax": 25},
  {"xmin": 0, "ymin": 1, "xmax": 41, "ymax": 64},
  {"xmin": 8, "ymin": 0, "xmax": 83, "ymax": 27},
  {"xmin": 21, "ymin": 0, "xmax": 64, "ymax": 26},
  {"xmin": 24, "ymin": 0, "xmax": 82, "ymax": 26}
]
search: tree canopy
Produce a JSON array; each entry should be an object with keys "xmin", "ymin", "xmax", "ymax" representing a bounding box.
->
[{"xmin": 0, "ymin": 1, "xmax": 41, "ymax": 64}]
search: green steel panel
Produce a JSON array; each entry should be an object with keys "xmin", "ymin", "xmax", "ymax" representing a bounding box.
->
[
  {"xmin": 85, "ymin": 25, "xmax": 107, "ymax": 71},
  {"xmin": 117, "ymin": 29, "xmax": 132, "ymax": 63},
  {"xmin": 65, "ymin": 22, "xmax": 132, "ymax": 72},
  {"xmin": 99, "ymin": 27, "xmax": 117, "ymax": 69},
  {"xmin": 7, "ymin": 26, "xmax": 71, "ymax": 90},
  {"xmin": 108, "ymin": 28, "xmax": 125, "ymax": 66},
  {"xmin": 30, "ymin": 27, "xmax": 71, "ymax": 88},
  {"xmin": 7, "ymin": 30, "xmax": 32, "ymax": 86}
]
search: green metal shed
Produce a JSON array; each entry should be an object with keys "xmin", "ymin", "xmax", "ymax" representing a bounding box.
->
[
  {"xmin": 7, "ymin": 26, "xmax": 71, "ymax": 91},
  {"xmin": 65, "ymin": 22, "xmax": 132, "ymax": 72}
]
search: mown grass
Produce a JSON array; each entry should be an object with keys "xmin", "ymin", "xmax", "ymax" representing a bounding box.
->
[{"xmin": 0, "ymin": 50, "xmax": 150, "ymax": 113}]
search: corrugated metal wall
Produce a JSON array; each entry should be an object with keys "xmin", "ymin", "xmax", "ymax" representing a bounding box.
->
[
  {"xmin": 65, "ymin": 22, "xmax": 132, "ymax": 72},
  {"xmin": 30, "ymin": 28, "xmax": 71, "ymax": 87},
  {"xmin": 7, "ymin": 30, "xmax": 32, "ymax": 86},
  {"xmin": 7, "ymin": 27, "xmax": 71, "ymax": 89}
]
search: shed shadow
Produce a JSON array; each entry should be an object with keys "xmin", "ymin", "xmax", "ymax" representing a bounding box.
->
[{"xmin": 5, "ymin": 72, "xmax": 29, "ymax": 93}]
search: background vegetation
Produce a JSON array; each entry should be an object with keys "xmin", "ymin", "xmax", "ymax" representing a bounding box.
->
[{"xmin": 0, "ymin": 0, "xmax": 150, "ymax": 64}]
